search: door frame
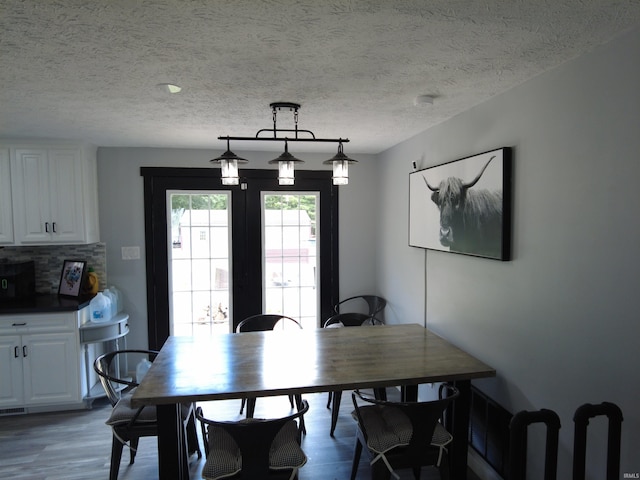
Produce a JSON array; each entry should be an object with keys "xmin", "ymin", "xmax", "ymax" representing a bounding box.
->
[{"xmin": 141, "ymin": 167, "xmax": 339, "ymax": 350}]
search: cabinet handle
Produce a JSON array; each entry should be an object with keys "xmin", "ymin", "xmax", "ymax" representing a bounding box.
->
[
  {"xmin": 12, "ymin": 322, "xmax": 27, "ymax": 326},
  {"xmin": 23, "ymin": 346, "xmax": 27, "ymax": 357},
  {"xmin": 14, "ymin": 346, "xmax": 19, "ymax": 358},
  {"xmin": 52, "ymin": 222, "xmax": 57, "ymax": 233},
  {"xmin": 45, "ymin": 222, "xmax": 50, "ymax": 233}
]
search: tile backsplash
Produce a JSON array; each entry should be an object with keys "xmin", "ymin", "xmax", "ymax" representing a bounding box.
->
[{"xmin": 0, "ymin": 243, "xmax": 107, "ymax": 294}]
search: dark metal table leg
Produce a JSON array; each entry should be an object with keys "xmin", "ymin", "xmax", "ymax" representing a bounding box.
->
[
  {"xmin": 449, "ymin": 380, "xmax": 471, "ymax": 480},
  {"xmin": 157, "ymin": 403, "xmax": 188, "ymax": 480}
]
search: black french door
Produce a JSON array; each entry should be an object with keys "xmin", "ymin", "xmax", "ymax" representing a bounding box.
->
[{"xmin": 141, "ymin": 167, "xmax": 339, "ymax": 350}]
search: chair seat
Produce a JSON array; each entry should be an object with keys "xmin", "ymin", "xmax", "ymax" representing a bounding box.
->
[
  {"xmin": 352, "ymin": 405, "xmax": 453, "ymax": 460},
  {"xmin": 354, "ymin": 405, "xmax": 412, "ymax": 454},
  {"xmin": 202, "ymin": 419, "xmax": 307, "ymax": 480},
  {"xmin": 105, "ymin": 390, "xmax": 192, "ymax": 427}
]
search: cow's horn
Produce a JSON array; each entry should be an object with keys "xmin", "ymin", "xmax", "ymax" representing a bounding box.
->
[
  {"xmin": 422, "ymin": 175, "xmax": 440, "ymax": 192},
  {"xmin": 463, "ymin": 156, "xmax": 496, "ymax": 189},
  {"xmin": 422, "ymin": 175, "xmax": 439, "ymax": 192}
]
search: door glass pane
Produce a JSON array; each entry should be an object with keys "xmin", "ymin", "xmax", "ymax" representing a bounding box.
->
[
  {"xmin": 168, "ymin": 192, "xmax": 232, "ymax": 335},
  {"xmin": 262, "ymin": 193, "xmax": 319, "ymax": 329}
]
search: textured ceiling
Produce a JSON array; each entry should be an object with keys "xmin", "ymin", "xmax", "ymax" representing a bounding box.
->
[{"xmin": 1, "ymin": 0, "xmax": 640, "ymax": 154}]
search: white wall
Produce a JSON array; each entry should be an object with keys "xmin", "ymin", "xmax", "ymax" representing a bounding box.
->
[
  {"xmin": 96, "ymin": 147, "xmax": 378, "ymax": 349},
  {"xmin": 377, "ymin": 26, "xmax": 640, "ymax": 478}
]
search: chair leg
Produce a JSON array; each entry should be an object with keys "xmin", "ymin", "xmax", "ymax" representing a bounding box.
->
[
  {"xmin": 294, "ymin": 394, "xmax": 306, "ymax": 435},
  {"xmin": 110, "ymin": 434, "xmax": 124, "ymax": 480},
  {"xmin": 246, "ymin": 397, "xmax": 257, "ymax": 418},
  {"xmin": 412, "ymin": 466, "xmax": 422, "ymax": 479},
  {"xmin": 186, "ymin": 412, "xmax": 202, "ymax": 458},
  {"xmin": 438, "ymin": 450, "xmax": 450, "ymax": 480},
  {"xmin": 350, "ymin": 437, "xmax": 363, "ymax": 480},
  {"xmin": 371, "ymin": 459, "xmax": 392, "ymax": 480},
  {"xmin": 373, "ymin": 387, "xmax": 387, "ymax": 401},
  {"xmin": 330, "ymin": 391, "xmax": 342, "ymax": 436},
  {"xmin": 129, "ymin": 436, "xmax": 139, "ymax": 464}
]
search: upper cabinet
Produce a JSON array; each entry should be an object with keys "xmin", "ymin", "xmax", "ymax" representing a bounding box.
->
[
  {"xmin": 0, "ymin": 148, "xmax": 14, "ymax": 244},
  {"xmin": 5, "ymin": 144, "xmax": 100, "ymax": 246}
]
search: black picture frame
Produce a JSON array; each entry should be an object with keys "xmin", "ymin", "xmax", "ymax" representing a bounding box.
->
[
  {"xmin": 409, "ymin": 147, "xmax": 512, "ymax": 261},
  {"xmin": 58, "ymin": 260, "xmax": 87, "ymax": 297}
]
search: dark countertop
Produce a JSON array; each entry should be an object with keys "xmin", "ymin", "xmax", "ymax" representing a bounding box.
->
[{"xmin": 0, "ymin": 293, "xmax": 94, "ymax": 314}]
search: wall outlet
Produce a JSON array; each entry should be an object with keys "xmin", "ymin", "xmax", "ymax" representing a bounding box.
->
[{"xmin": 121, "ymin": 246, "xmax": 140, "ymax": 260}]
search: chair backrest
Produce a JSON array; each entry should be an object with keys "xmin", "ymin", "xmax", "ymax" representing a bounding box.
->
[
  {"xmin": 93, "ymin": 349, "xmax": 158, "ymax": 406},
  {"xmin": 572, "ymin": 402, "xmax": 623, "ymax": 480},
  {"xmin": 352, "ymin": 385, "xmax": 459, "ymax": 459},
  {"xmin": 236, "ymin": 314, "xmax": 302, "ymax": 332},
  {"xmin": 509, "ymin": 409, "xmax": 561, "ymax": 480},
  {"xmin": 323, "ymin": 312, "xmax": 382, "ymax": 328},
  {"xmin": 334, "ymin": 295, "xmax": 386, "ymax": 316},
  {"xmin": 197, "ymin": 400, "xmax": 309, "ymax": 479}
]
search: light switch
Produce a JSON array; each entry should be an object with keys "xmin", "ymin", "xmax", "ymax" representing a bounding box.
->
[{"xmin": 121, "ymin": 246, "xmax": 140, "ymax": 260}]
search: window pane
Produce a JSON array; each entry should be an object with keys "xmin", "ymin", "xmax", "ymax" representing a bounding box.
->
[
  {"xmin": 262, "ymin": 193, "xmax": 319, "ymax": 325},
  {"xmin": 168, "ymin": 192, "xmax": 232, "ymax": 335}
]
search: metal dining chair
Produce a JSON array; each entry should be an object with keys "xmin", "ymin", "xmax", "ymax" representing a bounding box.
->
[
  {"xmin": 351, "ymin": 385, "xmax": 459, "ymax": 480},
  {"xmin": 333, "ymin": 295, "xmax": 387, "ymax": 323},
  {"xmin": 236, "ymin": 314, "xmax": 306, "ymax": 433},
  {"xmin": 93, "ymin": 349, "xmax": 201, "ymax": 480},
  {"xmin": 197, "ymin": 400, "xmax": 309, "ymax": 479},
  {"xmin": 323, "ymin": 312, "xmax": 384, "ymax": 436}
]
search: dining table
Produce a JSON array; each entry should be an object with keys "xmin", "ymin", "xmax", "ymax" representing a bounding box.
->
[{"xmin": 131, "ymin": 323, "xmax": 495, "ymax": 480}]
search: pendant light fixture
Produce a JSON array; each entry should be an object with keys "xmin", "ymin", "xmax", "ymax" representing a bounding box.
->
[
  {"xmin": 212, "ymin": 102, "xmax": 355, "ymax": 185},
  {"xmin": 210, "ymin": 138, "xmax": 248, "ymax": 185},
  {"xmin": 268, "ymin": 140, "xmax": 304, "ymax": 185},
  {"xmin": 323, "ymin": 141, "xmax": 358, "ymax": 185}
]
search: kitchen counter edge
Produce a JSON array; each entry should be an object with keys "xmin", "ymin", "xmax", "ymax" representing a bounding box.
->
[{"xmin": 0, "ymin": 294, "xmax": 94, "ymax": 314}]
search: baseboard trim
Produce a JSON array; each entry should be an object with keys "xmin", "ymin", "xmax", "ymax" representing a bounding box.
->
[{"xmin": 468, "ymin": 448, "xmax": 504, "ymax": 480}]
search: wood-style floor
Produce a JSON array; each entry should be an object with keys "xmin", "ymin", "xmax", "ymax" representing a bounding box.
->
[{"xmin": 0, "ymin": 391, "xmax": 480, "ymax": 480}]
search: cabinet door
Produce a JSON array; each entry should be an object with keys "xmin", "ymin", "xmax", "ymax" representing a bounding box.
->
[
  {"xmin": 22, "ymin": 332, "xmax": 80, "ymax": 406},
  {"xmin": 0, "ymin": 149, "xmax": 14, "ymax": 244},
  {"xmin": 48, "ymin": 148, "xmax": 85, "ymax": 243},
  {"xmin": 12, "ymin": 148, "xmax": 51, "ymax": 243},
  {"xmin": 0, "ymin": 335, "xmax": 24, "ymax": 408}
]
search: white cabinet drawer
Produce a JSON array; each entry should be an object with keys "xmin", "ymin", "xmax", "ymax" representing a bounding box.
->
[{"xmin": 0, "ymin": 312, "xmax": 76, "ymax": 335}]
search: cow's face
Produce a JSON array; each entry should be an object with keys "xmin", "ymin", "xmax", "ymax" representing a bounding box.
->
[{"xmin": 430, "ymin": 177, "xmax": 467, "ymax": 247}]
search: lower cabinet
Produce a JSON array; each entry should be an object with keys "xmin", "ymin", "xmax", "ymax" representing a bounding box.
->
[
  {"xmin": 22, "ymin": 332, "xmax": 79, "ymax": 405},
  {"xmin": 0, "ymin": 335, "xmax": 23, "ymax": 408},
  {"xmin": 0, "ymin": 310, "xmax": 82, "ymax": 413}
]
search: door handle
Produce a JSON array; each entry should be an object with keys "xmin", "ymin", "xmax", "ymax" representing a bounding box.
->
[
  {"xmin": 12, "ymin": 322, "xmax": 27, "ymax": 326},
  {"xmin": 52, "ymin": 222, "xmax": 57, "ymax": 233},
  {"xmin": 14, "ymin": 346, "xmax": 19, "ymax": 358},
  {"xmin": 45, "ymin": 222, "xmax": 50, "ymax": 233},
  {"xmin": 23, "ymin": 345, "xmax": 27, "ymax": 357}
]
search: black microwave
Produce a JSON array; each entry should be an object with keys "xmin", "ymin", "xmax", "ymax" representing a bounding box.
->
[{"xmin": 0, "ymin": 260, "xmax": 36, "ymax": 300}]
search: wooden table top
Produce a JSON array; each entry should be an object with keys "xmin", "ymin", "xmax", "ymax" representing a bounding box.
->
[{"xmin": 131, "ymin": 323, "xmax": 495, "ymax": 407}]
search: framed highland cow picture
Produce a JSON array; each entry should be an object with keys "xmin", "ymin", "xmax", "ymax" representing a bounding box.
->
[{"xmin": 409, "ymin": 147, "xmax": 512, "ymax": 261}]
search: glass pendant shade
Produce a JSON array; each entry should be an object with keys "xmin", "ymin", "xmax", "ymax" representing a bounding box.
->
[
  {"xmin": 331, "ymin": 159, "xmax": 349, "ymax": 185},
  {"xmin": 324, "ymin": 143, "xmax": 357, "ymax": 185},
  {"xmin": 220, "ymin": 158, "xmax": 239, "ymax": 185},
  {"xmin": 278, "ymin": 161, "xmax": 295, "ymax": 185}
]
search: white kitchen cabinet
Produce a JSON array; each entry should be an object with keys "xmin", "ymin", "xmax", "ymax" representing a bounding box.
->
[
  {"xmin": 0, "ymin": 148, "xmax": 13, "ymax": 244},
  {"xmin": 9, "ymin": 144, "xmax": 99, "ymax": 245},
  {"xmin": 0, "ymin": 310, "xmax": 82, "ymax": 413},
  {"xmin": 0, "ymin": 335, "xmax": 23, "ymax": 408}
]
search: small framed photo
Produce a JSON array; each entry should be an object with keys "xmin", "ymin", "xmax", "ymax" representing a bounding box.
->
[{"xmin": 58, "ymin": 260, "xmax": 87, "ymax": 297}]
